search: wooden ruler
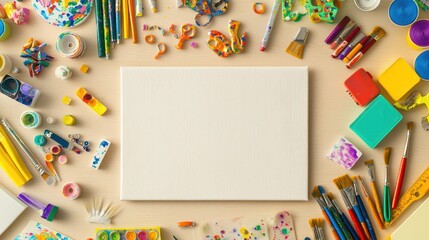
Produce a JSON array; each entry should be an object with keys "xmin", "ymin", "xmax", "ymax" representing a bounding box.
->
[{"xmin": 386, "ymin": 167, "xmax": 429, "ymax": 227}]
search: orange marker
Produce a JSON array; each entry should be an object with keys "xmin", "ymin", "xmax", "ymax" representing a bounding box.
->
[{"xmin": 177, "ymin": 221, "xmax": 195, "ymax": 228}]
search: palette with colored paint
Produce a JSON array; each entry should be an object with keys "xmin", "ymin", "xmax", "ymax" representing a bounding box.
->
[
  {"xmin": 32, "ymin": 0, "xmax": 93, "ymax": 28},
  {"xmin": 202, "ymin": 218, "xmax": 270, "ymax": 240},
  {"xmin": 95, "ymin": 227, "xmax": 161, "ymax": 240}
]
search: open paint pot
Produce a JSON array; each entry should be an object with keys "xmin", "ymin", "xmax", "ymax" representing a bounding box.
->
[
  {"xmin": 354, "ymin": 0, "xmax": 380, "ymax": 11},
  {"xmin": 20, "ymin": 110, "xmax": 42, "ymax": 129},
  {"xmin": 407, "ymin": 19, "xmax": 429, "ymax": 50},
  {"xmin": 62, "ymin": 182, "xmax": 81, "ymax": 200},
  {"xmin": 0, "ymin": 19, "xmax": 11, "ymax": 41},
  {"xmin": 415, "ymin": 50, "xmax": 429, "ymax": 81}
]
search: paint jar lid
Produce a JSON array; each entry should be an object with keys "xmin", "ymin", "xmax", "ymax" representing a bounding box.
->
[
  {"xmin": 415, "ymin": 50, "xmax": 429, "ymax": 81},
  {"xmin": 354, "ymin": 0, "xmax": 380, "ymax": 11},
  {"xmin": 34, "ymin": 135, "xmax": 47, "ymax": 146},
  {"xmin": 388, "ymin": 0, "xmax": 419, "ymax": 27},
  {"xmin": 0, "ymin": 20, "xmax": 4, "ymax": 36}
]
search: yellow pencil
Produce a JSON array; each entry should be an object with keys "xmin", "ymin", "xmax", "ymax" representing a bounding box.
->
[{"xmin": 122, "ymin": 0, "xmax": 130, "ymax": 39}]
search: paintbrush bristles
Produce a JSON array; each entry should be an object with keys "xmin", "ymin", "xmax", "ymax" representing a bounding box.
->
[
  {"xmin": 335, "ymin": 174, "xmax": 353, "ymax": 189},
  {"xmin": 364, "ymin": 160, "xmax": 374, "ymax": 166},
  {"xmin": 351, "ymin": 176, "xmax": 358, "ymax": 182},
  {"xmin": 333, "ymin": 177, "xmax": 343, "ymax": 189},
  {"xmin": 408, "ymin": 121, "xmax": 414, "ymax": 131},
  {"xmin": 327, "ymin": 192, "xmax": 335, "ymax": 200},
  {"xmin": 286, "ymin": 42, "xmax": 304, "ymax": 59},
  {"xmin": 309, "ymin": 218, "xmax": 316, "ymax": 227},
  {"xmin": 384, "ymin": 147, "xmax": 392, "ymax": 165},
  {"xmin": 312, "ymin": 186, "xmax": 322, "ymax": 198}
]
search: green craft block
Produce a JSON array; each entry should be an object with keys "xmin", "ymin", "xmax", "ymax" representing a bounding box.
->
[{"xmin": 350, "ymin": 95, "xmax": 402, "ymax": 148}]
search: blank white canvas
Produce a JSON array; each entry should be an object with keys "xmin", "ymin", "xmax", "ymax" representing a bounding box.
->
[
  {"xmin": 120, "ymin": 67, "xmax": 308, "ymax": 201},
  {"xmin": 0, "ymin": 185, "xmax": 26, "ymax": 235}
]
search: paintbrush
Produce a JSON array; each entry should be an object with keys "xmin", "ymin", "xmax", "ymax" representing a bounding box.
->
[
  {"xmin": 392, "ymin": 122, "xmax": 414, "ymax": 209},
  {"xmin": 346, "ymin": 27, "xmax": 386, "ymax": 69},
  {"xmin": 318, "ymin": 186, "xmax": 352, "ymax": 240},
  {"xmin": 343, "ymin": 26, "xmax": 382, "ymax": 63},
  {"xmin": 358, "ymin": 176, "xmax": 385, "ymax": 229},
  {"xmin": 286, "ymin": 27, "xmax": 309, "ymax": 59},
  {"xmin": 333, "ymin": 175, "xmax": 367, "ymax": 240},
  {"xmin": 364, "ymin": 159, "xmax": 384, "ymax": 225},
  {"xmin": 316, "ymin": 218, "xmax": 325, "ymax": 240},
  {"xmin": 352, "ymin": 176, "xmax": 377, "ymax": 240},
  {"xmin": 383, "ymin": 148, "xmax": 392, "ymax": 222},
  {"xmin": 309, "ymin": 218, "xmax": 320, "ymax": 240},
  {"xmin": 328, "ymin": 192, "xmax": 359, "ymax": 240},
  {"xmin": 312, "ymin": 186, "xmax": 342, "ymax": 240}
]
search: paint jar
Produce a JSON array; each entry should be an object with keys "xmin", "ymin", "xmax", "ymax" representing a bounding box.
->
[
  {"xmin": 55, "ymin": 65, "xmax": 72, "ymax": 80},
  {"xmin": 20, "ymin": 110, "xmax": 42, "ymax": 129},
  {"xmin": 415, "ymin": 50, "xmax": 429, "ymax": 81},
  {"xmin": 388, "ymin": 0, "xmax": 419, "ymax": 27},
  {"xmin": 97, "ymin": 231, "xmax": 108, "ymax": 240},
  {"xmin": 0, "ymin": 19, "xmax": 11, "ymax": 41},
  {"xmin": 0, "ymin": 53, "xmax": 12, "ymax": 76},
  {"xmin": 62, "ymin": 182, "xmax": 81, "ymax": 200},
  {"xmin": 110, "ymin": 231, "xmax": 121, "ymax": 240},
  {"xmin": 354, "ymin": 0, "xmax": 380, "ymax": 11},
  {"xmin": 407, "ymin": 19, "xmax": 429, "ymax": 50},
  {"xmin": 56, "ymin": 32, "xmax": 86, "ymax": 59},
  {"xmin": 34, "ymin": 135, "xmax": 47, "ymax": 146},
  {"xmin": 62, "ymin": 114, "xmax": 76, "ymax": 126}
]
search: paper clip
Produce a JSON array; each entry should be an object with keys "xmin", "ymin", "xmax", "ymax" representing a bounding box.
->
[
  {"xmin": 145, "ymin": 34, "xmax": 155, "ymax": 44},
  {"xmin": 154, "ymin": 43, "xmax": 167, "ymax": 59},
  {"xmin": 175, "ymin": 24, "xmax": 196, "ymax": 49}
]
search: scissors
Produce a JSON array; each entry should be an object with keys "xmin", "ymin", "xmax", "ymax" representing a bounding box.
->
[
  {"xmin": 154, "ymin": 43, "xmax": 167, "ymax": 59},
  {"xmin": 185, "ymin": 0, "xmax": 229, "ymax": 26},
  {"xmin": 175, "ymin": 24, "xmax": 197, "ymax": 49}
]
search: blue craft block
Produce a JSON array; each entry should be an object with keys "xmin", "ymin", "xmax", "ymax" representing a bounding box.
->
[{"xmin": 350, "ymin": 95, "xmax": 402, "ymax": 148}]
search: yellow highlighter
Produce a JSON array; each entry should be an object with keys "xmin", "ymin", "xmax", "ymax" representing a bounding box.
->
[{"xmin": 0, "ymin": 124, "xmax": 32, "ymax": 186}]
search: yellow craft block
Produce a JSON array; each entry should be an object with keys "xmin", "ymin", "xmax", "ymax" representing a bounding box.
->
[
  {"xmin": 62, "ymin": 96, "xmax": 72, "ymax": 105},
  {"xmin": 80, "ymin": 64, "xmax": 89, "ymax": 73},
  {"xmin": 378, "ymin": 58, "xmax": 420, "ymax": 101}
]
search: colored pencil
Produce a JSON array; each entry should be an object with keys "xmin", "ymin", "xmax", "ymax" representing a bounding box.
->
[
  {"xmin": 128, "ymin": 0, "xmax": 138, "ymax": 43},
  {"xmin": 115, "ymin": 0, "xmax": 121, "ymax": 44},
  {"xmin": 109, "ymin": 0, "xmax": 116, "ymax": 44},
  {"xmin": 102, "ymin": 0, "xmax": 111, "ymax": 59},
  {"xmin": 392, "ymin": 122, "xmax": 414, "ymax": 209},
  {"xmin": 122, "ymin": 0, "xmax": 130, "ymax": 39},
  {"xmin": 260, "ymin": 0, "xmax": 281, "ymax": 51},
  {"xmin": 94, "ymin": 0, "xmax": 106, "ymax": 58}
]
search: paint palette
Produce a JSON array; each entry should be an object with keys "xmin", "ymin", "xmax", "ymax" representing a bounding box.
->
[
  {"xmin": 327, "ymin": 137, "xmax": 362, "ymax": 170},
  {"xmin": 95, "ymin": 227, "xmax": 161, "ymax": 240},
  {"xmin": 76, "ymin": 88, "xmax": 107, "ymax": 116},
  {"xmin": 269, "ymin": 211, "xmax": 296, "ymax": 240},
  {"xmin": 0, "ymin": 75, "xmax": 41, "ymax": 107},
  {"xmin": 202, "ymin": 218, "xmax": 270, "ymax": 240}
]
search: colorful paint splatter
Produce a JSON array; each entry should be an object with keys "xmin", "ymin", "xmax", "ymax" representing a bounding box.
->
[
  {"xmin": 15, "ymin": 220, "xmax": 73, "ymax": 240},
  {"xmin": 32, "ymin": 0, "xmax": 93, "ymax": 28},
  {"xmin": 327, "ymin": 137, "xmax": 362, "ymax": 170},
  {"xmin": 203, "ymin": 218, "xmax": 269, "ymax": 240},
  {"xmin": 269, "ymin": 211, "xmax": 296, "ymax": 240}
]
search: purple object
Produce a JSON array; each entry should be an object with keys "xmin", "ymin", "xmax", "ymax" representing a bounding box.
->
[
  {"xmin": 324, "ymin": 16, "xmax": 350, "ymax": 44},
  {"xmin": 327, "ymin": 137, "xmax": 362, "ymax": 170},
  {"xmin": 17, "ymin": 193, "xmax": 58, "ymax": 221},
  {"xmin": 410, "ymin": 19, "xmax": 429, "ymax": 47},
  {"xmin": 338, "ymin": 32, "xmax": 366, "ymax": 60}
]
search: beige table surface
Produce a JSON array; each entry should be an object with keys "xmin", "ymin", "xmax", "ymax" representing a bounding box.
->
[{"xmin": 1, "ymin": 0, "xmax": 429, "ymax": 239}]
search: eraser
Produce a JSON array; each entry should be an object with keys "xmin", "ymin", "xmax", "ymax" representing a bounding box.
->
[{"xmin": 327, "ymin": 137, "xmax": 362, "ymax": 170}]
